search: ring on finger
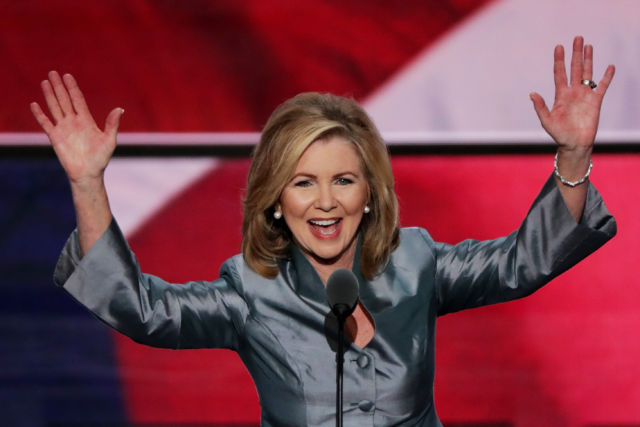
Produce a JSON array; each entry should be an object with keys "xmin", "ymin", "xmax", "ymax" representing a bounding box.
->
[{"xmin": 581, "ymin": 79, "xmax": 597, "ymax": 89}]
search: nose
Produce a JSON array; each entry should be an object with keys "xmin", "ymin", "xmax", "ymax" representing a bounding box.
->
[{"xmin": 315, "ymin": 183, "xmax": 337, "ymax": 211}]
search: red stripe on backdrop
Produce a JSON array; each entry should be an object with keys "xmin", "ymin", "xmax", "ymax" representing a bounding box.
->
[
  {"xmin": 396, "ymin": 154, "xmax": 640, "ymax": 426},
  {"xmin": 123, "ymin": 154, "xmax": 639, "ymax": 425},
  {"xmin": 4, "ymin": 0, "xmax": 492, "ymax": 132}
]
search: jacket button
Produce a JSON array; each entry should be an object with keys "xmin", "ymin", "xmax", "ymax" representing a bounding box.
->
[
  {"xmin": 358, "ymin": 400, "xmax": 374, "ymax": 412},
  {"xmin": 357, "ymin": 354, "xmax": 369, "ymax": 368}
]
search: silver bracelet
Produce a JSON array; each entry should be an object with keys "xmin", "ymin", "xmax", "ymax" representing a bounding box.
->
[{"xmin": 554, "ymin": 152, "xmax": 592, "ymax": 187}]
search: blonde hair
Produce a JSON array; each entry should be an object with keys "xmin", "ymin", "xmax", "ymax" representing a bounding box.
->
[{"xmin": 242, "ymin": 92, "xmax": 399, "ymax": 279}]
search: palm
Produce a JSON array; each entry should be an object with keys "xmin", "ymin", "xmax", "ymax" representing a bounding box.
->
[
  {"xmin": 541, "ymin": 84, "xmax": 603, "ymax": 148},
  {"xmin": 530, "ymin": 37, "xmax": 615, "ymax": 150},
  {"xmin": 47, "ymin": 111, "xmax": 115, "ymax": 181},
  {"xmin": 30, "ymin": 71, "xmax": 122, "ymax": 183}
]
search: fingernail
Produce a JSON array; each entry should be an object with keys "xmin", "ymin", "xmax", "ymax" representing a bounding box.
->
[{"xmin": 120, "ymin": 108, "xmax": 125, "ymax": 115}]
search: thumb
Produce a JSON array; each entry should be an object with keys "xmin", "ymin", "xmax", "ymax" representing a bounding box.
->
[
  {"xmin": 529, "ymin": 92, "xmax": 550, "ymax": 125},
  {"xmin": 104, "ymin": 107, "xmax": 125, "ymax": 140}
]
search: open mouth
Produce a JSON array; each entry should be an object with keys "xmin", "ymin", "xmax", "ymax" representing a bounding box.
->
[{"xmin": 308, "ymin": 218, "xmax": 342, "ymax": 238}]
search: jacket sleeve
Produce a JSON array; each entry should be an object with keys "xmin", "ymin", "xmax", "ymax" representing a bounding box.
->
[
  {"xmin": 53, "ymin": 219, "xmax": 249, "ymax": 350},
  {"xmin": 434, "ymin": 174, "xmax": 616, "ymax": 316}
]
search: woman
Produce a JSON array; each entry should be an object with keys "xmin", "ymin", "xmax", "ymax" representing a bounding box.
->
[{"xmin": 32, "ymin": 36, "xmax": 616, "ymax": 426}]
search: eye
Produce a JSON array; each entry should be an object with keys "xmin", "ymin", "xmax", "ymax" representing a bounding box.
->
[
  {"xmin": 294, "ymin": 179, "xmax": 312, "ymax": 188},
  {"xmin": 336, "ymin": 177, "xmax": 354, "ymax": 185}
]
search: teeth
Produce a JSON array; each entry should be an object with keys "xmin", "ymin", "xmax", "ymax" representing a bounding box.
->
[{"xmin": 310, "ymin": 219, "xmax": 338, "ymax": 226}]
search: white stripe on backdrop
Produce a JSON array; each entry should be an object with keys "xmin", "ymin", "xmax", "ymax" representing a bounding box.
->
[
  {"xmin": 1, "ymin": 129, "xmax": 639, "ymax": 146},
  {"xmin": 365, "ymin": 0, "xmax": 640, "ymax": 137}
]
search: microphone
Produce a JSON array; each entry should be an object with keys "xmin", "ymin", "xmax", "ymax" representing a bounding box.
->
[
  {"xmin": 326, "ymin": 268, "xmax": 359, "ymax": 320},
  {"xmin": 325, "ymin": 268, "xmax": 359, "ymax": 427}
]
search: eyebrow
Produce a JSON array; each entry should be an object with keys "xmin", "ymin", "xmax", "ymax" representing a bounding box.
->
[{"xmin": 290, "ymin": 170, "xmax": 361, "ymax": 180}]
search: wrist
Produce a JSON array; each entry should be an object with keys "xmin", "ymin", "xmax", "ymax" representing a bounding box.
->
[
  {"xmin": 556, "ymin": 143, "xmax": 593, "ymax": 156},
  {"xmin": 556, "ymin": 145, "xmax": 592, "ymax": 169},
  {"xmin": 69, "ymin": 174, "xmax": 106, "ymax": 194}
]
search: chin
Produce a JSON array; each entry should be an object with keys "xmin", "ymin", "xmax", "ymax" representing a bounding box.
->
[
  {"xmin": 310, "ymin": 249, "xmax": 341, "ymax": 262},
  {"xmin": 308, "ymin": 244, "xmax": 352, "ymax": 265}
]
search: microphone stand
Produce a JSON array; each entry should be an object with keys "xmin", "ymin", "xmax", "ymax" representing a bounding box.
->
[
  {"xmin": 334, "ymin": 305, "xmax": 349, "ymax": 427},
  {"xmin": 325, "ymin": 268, "xmax": 359, "ymax": 427}
]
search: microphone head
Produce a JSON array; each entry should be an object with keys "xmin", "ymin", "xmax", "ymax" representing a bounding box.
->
[{"xmin": 326, "ymin": 268, "xmax": 359, "ymax": 318}]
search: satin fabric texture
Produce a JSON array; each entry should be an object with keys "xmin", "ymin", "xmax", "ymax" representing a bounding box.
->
[{"xmin": 54, "ymin": 174, "xmax": 616, "ymax": 426}]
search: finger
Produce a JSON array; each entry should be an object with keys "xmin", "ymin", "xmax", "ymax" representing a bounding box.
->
[
  {"xmin": 569, "ymin": 36, "xmax": 584, "ymax": 86},
  {"xmin": 41, "ymin": 79, "xmax": 64, "ymax": 122},
  {"xmin": 48, "ymin": 70, "xmax": 75, "ymax": 116},
  {"xmin": 582, "ymin": 44, "xmax": 593, "ymax": 81},
  {"xmin": 63, "ymin": 73, "xmax": 91, "ymax": 117},
  {"xmin": 553, "ymin": 45, "xmax": 567, "ymax": 93},
  {"xmin": 595, "ymin": 64, "xmax": 615, "ymax": 97},
  {"xmin": 529, "ymin": 92, "xmax": 551, "ymax": 125},
  {"xmin": 104, "ymin": 107, "xmax": 125, "ymax": 141},
  {"xmin": 30, "ymin": 102, "xmax": 55, "ymax": 134},
  {"xmin": 552, "ymin": 45, "xmax": 567, "ymax": 105}
]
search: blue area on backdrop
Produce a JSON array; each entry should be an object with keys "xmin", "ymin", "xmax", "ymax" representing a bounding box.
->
[{"xmin": 0, "ymin": 159, "xmax": 126, "ymax": 427}]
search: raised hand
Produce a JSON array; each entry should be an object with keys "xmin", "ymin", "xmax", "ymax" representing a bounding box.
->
[
  {"xmin": 30, "ymin": 71, "xmax": 124, "ymax": 254},
  {"xmin": 530, "ymin": 36, "xmax": 615, "ymax": 151},
  {"xmin": 530, "ymin": 36, "xmax": 615, "ymax": 222},
  {"xmin": 30, "ymin": 71, "xmax": 124, "ymax": 184}
]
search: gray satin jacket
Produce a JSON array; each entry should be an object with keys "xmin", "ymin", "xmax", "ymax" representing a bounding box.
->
[{"xmin": 54, "ymin": 175, "xmax": 616, "ymax": 426}]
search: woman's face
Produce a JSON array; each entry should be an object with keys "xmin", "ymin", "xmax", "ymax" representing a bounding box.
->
[{"xmin": 278, "ymin": 135, "xmax": 369, "ymax": 269}]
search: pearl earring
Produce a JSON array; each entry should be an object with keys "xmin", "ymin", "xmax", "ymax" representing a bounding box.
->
[
  {"xmin": 273, "ymin": 211, "xmax": 282, "ymax": 220},
  {"xmin": 363, "ymin": 205, "xmax": 370, "ymax": 214}
]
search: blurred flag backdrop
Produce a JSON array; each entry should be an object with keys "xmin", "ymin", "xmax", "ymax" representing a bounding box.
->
[{"xmin": 1, "ymin": 1, "xmax": 639, "ymax": 426}]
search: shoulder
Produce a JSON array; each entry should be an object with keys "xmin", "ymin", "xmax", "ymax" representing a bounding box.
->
[
  {"xmin": 366, "ymin": 227, "xmax": 439, "ymax": 299},
  {"xmin": 219, "ymin": 253, "xmax": 245, "ymax": 282},
  {"xmin": 389, "ymin": 227, "xmax": 437, "ymax": 266},
  {"xmin": 219, "ymin": 253, "xmax": 280, "ymax": 295},
  {"xmin": 398, "ymin": 227, "xmax": 437, "ymax": 249}
]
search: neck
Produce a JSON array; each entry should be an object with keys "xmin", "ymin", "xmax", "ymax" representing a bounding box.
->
[
  {"xmin": 304, "ymin": 242, "xmax": 357, "ymax": 285},
  {"xmin": 310, "ymin": 256, "xmax": 354, "ymax": 285}
]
